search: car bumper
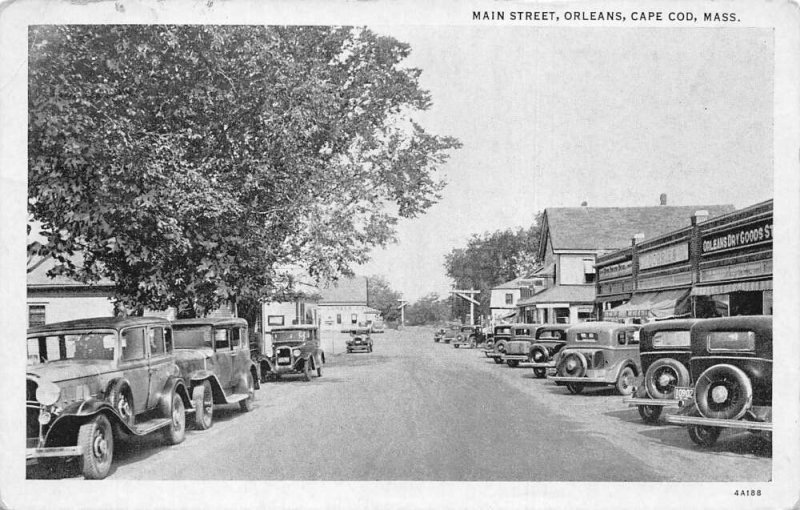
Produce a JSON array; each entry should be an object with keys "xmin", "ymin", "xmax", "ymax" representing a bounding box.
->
[
  {"xmin": 26, "ymin": 445, "xmax": 82, "ymax": 460},
  {"xmin": 664, "ymin": 414, "xmax": 772, "ymax": 431},
  {"xmin": 624, "ymin": 397, "xmax": 682, "ymax": 407},
  {"xmin": 483, "ymin": 350, "xmax": 502, "ymax": 358},
  {"xmin": 502, "ymin": 354, "xmax": 528, "ymax": 361},
  {"xmin": 521, "ymin": 361, "xmax": 554, "ymax": 369},
  {"xmin": 347, "ymin": 344, "xmax": 370, "ymax": 351},
  {"xmin": 549, "ymin": 372, "xmax": 615, "ymax": 385}
]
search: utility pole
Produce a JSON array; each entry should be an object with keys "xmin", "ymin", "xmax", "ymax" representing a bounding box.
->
[
  {"xmin": 450, "ymin": 289, "xmax": 480, "ymax": 325},
  {"xmin": 397, "ymin": 300, "xmax": 408, "ymax": 328}
]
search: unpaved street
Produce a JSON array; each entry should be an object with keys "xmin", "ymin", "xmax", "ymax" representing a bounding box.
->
[{"xmin": 31, "ymin": 326, "xmax": 770, "ymax": 481}]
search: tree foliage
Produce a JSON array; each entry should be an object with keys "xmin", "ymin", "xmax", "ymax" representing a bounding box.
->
[
  {"xmin": 28, "ymin": 25, "xmax": 460, "ymax": 314},
  {"xmin": 404, "ymin": 293, "xmax": 451, "ymax": 326},
  {"xmin": 366, "ymin": 274, "xmax": 402, "ymax": 322},
  {"xmin": 443, "ymin": 214, "xmax": 543, "ymax": 318}
]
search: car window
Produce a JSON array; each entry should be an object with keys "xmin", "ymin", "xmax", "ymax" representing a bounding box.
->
[
  {"xmin": 174, "ymin": 327, "xmax": 213, "ymax": 349},
  {"xmin": 165, "ymin": 328, "xmax": 173, "ymax": 353},
  {"xmin": 495, "ymin": 327, "xmax": 511, "ymax": 335},
  {"xmin": 539, "ymin": 330, "xmax": 565, "ymax": 340},
  {"xmin": 28, "ymin": 332, "xmax": 116, "ymax": 363},
  {"xmin": 707, "ymin": 331, "xmax": 755, "ymax": 352},
  {"xmin": 231, "ymin": 327, "xmax": 241, "ymax": 349},
  {"xmin": 121, "ymin": 327, "xmax": 146, "ymax": 361},
  {"xmin": 575, "ymin": 332, "xmax": 597, "ymax": 342},
  {"xmin": 214, "ymin": 328, "xmax": 229, "ymax": 350},
  {"xmin": 149, "ymin": 327, "xmax": 165, "ymax": 356},
  {"xmin": 514, "ymin": 328, "xmax": 532, "ymax": 336},
  {"xmin": 652, "ymin": 330, "xmax": 690, "ymax": 348}
]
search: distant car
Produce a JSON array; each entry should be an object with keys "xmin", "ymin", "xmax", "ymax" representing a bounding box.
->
[
  {"xmin": 549, "ymin": 321, "xmax": 642, "ymax": 395},
  {"xmin": 666, "ymin": 316, "xmax": 772, "ymax": 447},
  {"xmin": 623, "ymin": 319, "xmax": 697, "ymax": 423},
  {"xmin": 522, "ymin": 324, "xmax": 571, "ymax": 377},
  {"xmin": 346, "ymin": 328, "xmax": 373, "ymax": 353},
  {"xmin": 442, "ymin": 325, "xmax": 460, "ymax": 344},
  {"xmin": 433, "ymin": 328, "xmax": 446, "ymax": 343},
  {"xmin": 501, "ymin": 323, "xmax": 538, "ymax": 367},
  {"xmin": 483, "ymin": 324, "xmax": 513, "ymax": 364},
  {"xmin": 254, "ymin": 325, "xmax": 325, "ymax": 382},
  {"xmin": 452, "ymin": 326, "xmax": 480, "ymax": 348},
  {"xmin": 26, "ymin": 317, "xmax": 190, "ymax": 479},
  {"xmin": 171, "ymin": 318, "xmax": 259, "ymax": 430}
]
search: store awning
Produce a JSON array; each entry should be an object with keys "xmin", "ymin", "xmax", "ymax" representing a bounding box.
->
[
  {"xmin": 499, "ymin": 310, "xmax": 517, "ymax": 320},
  {"xmin": 605, "ymin": 288, "xmax": 691, "ymax": 319},
  {"xmin": 596, "ymin": 293, "xmax": 633, "ymax": 303},
  {"xmin": 691, "ymin": 279, "xmax": 772, "ymax": 296}
]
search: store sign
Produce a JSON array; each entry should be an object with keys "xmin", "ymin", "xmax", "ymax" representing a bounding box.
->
[
  {"xmin": 702, "ymin": 219, "xmax": 773, "ymax": 255},
  {"xmin": 638, "ymin": 242, "xmax": 689, "ymax": 270},
  {"xmin": 700, "ymin": 259, "xmax": 772, "ymax": 283},
  {"xmin": 637, "ymin": 272, "xmax": 692, "ymax": 290},
  {"xmin": 598, "ymin": 260, "xmax": 632, "ymax": 280}
]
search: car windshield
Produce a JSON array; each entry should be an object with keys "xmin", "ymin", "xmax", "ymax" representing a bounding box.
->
[
  {"xmin": 538, "ymin": 330, "xmax": 565, "ymax": 340},
  {"xmin": 273, "ymin": 330, "xmax": 311, "ymax": 343},
  {"xmin": 652, "ymin": 330, "xmax": 691, "ymax": 348},
  {"xmin": 514, "ymin": 328, "xmax": 532, "ymax": 336},
  {"xmin": 27, "ymin": 330, "xmax": 116, "ymax": 364},
  {"xmin": 173, "ymin": 326, "xmax": 213, "ymax": 349},
  {"xmin": 574, "ymin": 332, "xmax": 598, "ymax": 342},
  {"xmin": 495, "ymin": 327, "xmax": 511, "ymax": 335}
]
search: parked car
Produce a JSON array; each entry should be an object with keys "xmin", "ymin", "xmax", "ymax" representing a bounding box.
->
[
  {"xmin": 484, "ymin": 324, "xmax": 513, "ymax": 364},
  {"xmin": 502, "ymin": 323, "xmax": 539, "ymax": 367},
  {"xmin": 665, "ymin": 316, "xmax": 772, "ymax": 447},
  {"xmin": 549, "ymin": 321, "xmax": 642, "ymax": 395},
  {"xmin": 442, "ymin": 325, "xmax": 460, "ymax": 344},
  {"xmin": 522, "ymin": 324, "xmax": 571, "ymax": 378},
  {"xmin": 253, "ymin": 325, "xmax": 325, "ymax": 382},
  {"xmin": 433, "ymin": 328, "xmax": 446, "ymax": 343},
  {"xmin": 171, "ymin": 318, "xmax": 259, "ymax": 430},
  {"xmin": 26, "ymin": 317, "xmax": 190, "ymax": 479},
  {"xmin": 346, "ymin": 328, "xmax": 373, "ymax": 353},
  {"xmin": 452, "ymin": 326, "xmax": 481, "ymax": 348},
  {"xmin": 623, "ymin": 319, "xmax": 697, "ymax": 423}
]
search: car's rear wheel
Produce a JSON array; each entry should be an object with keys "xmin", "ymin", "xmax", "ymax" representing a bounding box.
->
[
  {"xmin": 533, "ymin": 367, "xmax": 547, "ymax": 379},
  {"xmin": 645, "ymin": 358, "xmax": 690, "ymax": 399},
  {"xmin": 616, "ymin": 366, "xmax": 636, "ymax": 396},
  {"xmin": 192, "ymin": 381, "xmax": 213, "ymax": 430},
  {"xmin": 557, "ymin": 352, "xmax": 587, "ymax": 378},
  {"xmin": 161, "ymin": 390, "xmax": 186, "ymax": 445},
  {"xmin": 566, "ymin": 383, "xmax": 584, "ymax": 394},
  {"xmin": 637, "ymin": 404, "xmax": 662, "ymax": 424},
  {"xmin": 688, "ymin": 424, "xmax": 721, "ymax": 447},
  {"xmin": 239, "ymin": 372, "xmax": 255, "ymax": 412},
  {"xmin": 78, "ymin": 414, "xmax": 114, "ymax": 480}
]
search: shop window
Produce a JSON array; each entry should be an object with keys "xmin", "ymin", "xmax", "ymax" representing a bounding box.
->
[
  {"xmin": 336, "ymin": 314, "xmax": 342, "ymax": 324},
  {"xmin": 351, "ymin": 314, "xmax": 358, "ymax": 324},
  {"xmin": 28, "ymin": 305, "xmax": 46, "ymax": 327},
  {"xmin": 554, "ymin": 308, "xmax": 570, "ymax": 324},
  {"xmin": 729, "ymin": 291, "xmax": 763, "ymax": 316},
  {"xmin": 505, "ymin": 293, "xmax": 513, "ymax": 305},
  {"xmin": 763, "ymin": 290, "xmax": 773, "ymax": 315},
  {"xmin": 267, "ymin": 315, "xmax": 284, "ymax": 326}
]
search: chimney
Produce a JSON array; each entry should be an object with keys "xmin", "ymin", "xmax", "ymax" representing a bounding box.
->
[
  {"xmin": 580, "ymin": 201, "xmax": 588, "ymax": 207},
  {"xmin": 632, "ymin": 233, "xmax": 645, "ymax": 244},
  {"xmin": 691, "ymin": 209, "xmax": 709, "ymax": 225},
  {"xmin": 659, "ymin": 193, "xmax": 667, "ymax": 206}
]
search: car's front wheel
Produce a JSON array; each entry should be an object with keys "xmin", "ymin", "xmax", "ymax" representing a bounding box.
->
[
  {"xmin": 533, "ymin": 367, "xmax": 547, "ymax": 379},
  {"xmin": 637, "ymin": 404, "xmax": 662, "ymax": 424},
  {"xmin": 506, "ymin": 360, "xmax": 519, "ymax": 368},
  {"xmin": 616, "ymin": 366, "xmax": 636, "ymax": 396},
  {"xmin": 566, "ymin": 383, "xmax": 584, "ymax": 395},
  {"xmin": 239, "ymin": 372, "xmax": 255, "ymax": 412},
  {"xmin": 78, "ymin": 414, "xmax": 114, "ymax": 480},
  {"xmin": 192, "ymin": 381, "xmax": 213, "ymax": 430},
  {"xmin": 161, "ymin": 390, "xmax": 186, "ymax": 445},
  {"xmin": 493, "ymin": 357, "xmax": 504, "ymax": 364}
]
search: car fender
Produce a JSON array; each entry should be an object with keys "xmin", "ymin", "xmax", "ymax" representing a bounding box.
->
[
  {"xmin": 159, "ymin": 376, "xmax": 191, "ymax": 412},
  {"xmin": 188, "ymin": 372, "xmax": 227, "ymax": 404},
  {"xmin": 42, "ymin": 399, "xmax": 123, "ymax": 446},
  {"xmin": 611, "ymin": 358, "xmax": 641, "ymax": 381}
]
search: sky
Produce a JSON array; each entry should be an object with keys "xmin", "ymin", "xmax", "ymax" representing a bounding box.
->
[{"xmin": 357, "ymin": 26, "xmax": 774, "ymax": 301}]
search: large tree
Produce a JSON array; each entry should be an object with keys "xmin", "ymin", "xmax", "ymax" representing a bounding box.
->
[
  {"xmin": 404, "ymin": 292, "xmax": 451, "ymax": 326},
  {"xmin": 366, "ymin": 274, "xmax": 401, "ymax": 322},
  {"xmin": 443, "ymin": 215, "xmax": 543, "ymax": 319},
  {"xmin": 28, "ymin": 25, "xmax": 460, "ymax": 314}
]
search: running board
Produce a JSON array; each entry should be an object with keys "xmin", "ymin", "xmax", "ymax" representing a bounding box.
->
[
  {"xmin": 624, "ymin": 397, "xmax": 681, "ymax": 407},
  {"xmin": 222, "ymin": 393, "xmax": 250, "ymax": 404}
]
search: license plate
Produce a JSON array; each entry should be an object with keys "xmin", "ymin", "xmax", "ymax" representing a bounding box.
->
[
  {"xmin": 675, "ymin": 387, "xmax": 694, "ymax": 401},
  {"xmin": 277, "ymin": 357, "xmax": 290, "ymax": 363}
]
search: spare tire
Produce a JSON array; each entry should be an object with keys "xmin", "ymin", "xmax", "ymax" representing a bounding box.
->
[
  {"xmin": 644, "ymin": 358, "xmax": 690, "ymax": 400},
  {"xmin": 695, "ymin": 364, "xmax": 753, "ymax": 420},
  {"xmin": 557, "ymin": 351, "xmax": 587, "ymax": 378},
  {"xmin": 530, "ymin": 345, "xmax": 549, "ymax": 364}
]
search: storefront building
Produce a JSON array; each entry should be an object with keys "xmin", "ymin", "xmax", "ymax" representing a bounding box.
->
[{"xmin": 596, "ymin": 199, "xmax": 772, "ymax": 321}]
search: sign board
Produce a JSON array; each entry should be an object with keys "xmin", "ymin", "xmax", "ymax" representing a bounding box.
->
[
  {"xmin": 598, "ymin": 260, "xmax": 632, "ymax": 280},
  {"xmin": 701, "ymin": 219, "xmax": 773, "ymax": 255},
  {"xmin": 700, "ymin": 259, "xmax": 772, "ymax": 283},
  {"xmin": 638, "ymin": 242, "xmax": 689, "ymax": 270},
  {"xmin": 637, "ymin": 271, "xmax": 693, "ymax": 290}
]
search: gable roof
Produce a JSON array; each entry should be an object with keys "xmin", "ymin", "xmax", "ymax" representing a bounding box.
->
[
  {"xmin": 540, "ymin": 204, "xmax": 735, "ymax": 256},
  {"xmin": 27, "ymin": 254, "xmax": 115, "ymax": 288},
  {"xmin": 515, "ymin": 284, "xmax": 596, "ymax": 306},
  {"xmin": 318, "ymin": 275, "xmax": 368, "ymax": 305}
]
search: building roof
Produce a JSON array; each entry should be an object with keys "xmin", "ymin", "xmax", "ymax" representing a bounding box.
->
[
  {"xmin": 540, "ymin": 204, "xmax": 735, "ymax": 256},
  {"xmin": 493, "ymin": 277, "xmax": 541, "ymax": 290},
  {"xmin": 27, "ymin": 254, "xmax": 115, "ymax": 287},
  {"xmin": 515, "ymin": 285, "xmax": 596, "ymax": 306},
  {"xmin": 318, "ymin": 275, "xmax": 368, "ymax": 305}
]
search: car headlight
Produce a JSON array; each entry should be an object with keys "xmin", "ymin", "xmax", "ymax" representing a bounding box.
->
[
  {"xmin": 36, "ymin": 381, "xmax": 61, "ymax": 406},
  {"xmin": 292, "ymin": 349, "xmax": 301, "ymax": 357}
]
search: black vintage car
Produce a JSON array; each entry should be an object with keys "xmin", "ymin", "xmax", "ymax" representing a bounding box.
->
[
  {"xmin": 521, "ymin": 324, "xmax": 571, "ymax": 377},
  {"xmin": 346, "ymin": 328, "xmax": 373, "ymax": 353},
  {"xmin": 623, "ymin": 319, "xmax": 697, "ymax": 423},
  {"xmin": 501, "ymin": 324, "xmax": 538, "ymax": 367},
  {"xmin": 253, "ymin": 325, "xmax": 325, "ymax": 382},
  {"xmin": 666, "ymin": 316, "xmax": 772, "ymax": 447},
  {"xmin": 483, "ymin": 324, "xmax": 513, "ymax": 364}
]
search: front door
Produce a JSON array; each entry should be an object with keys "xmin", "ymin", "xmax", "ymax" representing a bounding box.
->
[
  {"xmin": 119, "ymin": 327, "xmax": 151, "ymax": 414},
  {"xmin": 212, "ymin": 327, "xmax": 234, "ymax": 392},
  {"xmin": 146, "ymin": 326, "xmax": 174, "ymax": 409}
]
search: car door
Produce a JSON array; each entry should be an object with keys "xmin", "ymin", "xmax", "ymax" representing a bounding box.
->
[
  {"xmin": 146, "ymin": 325, "xmax": 174, "ymax": 410},
  {"xmin": 212, "ymin": 327, "xmax": 234, "ymax": 392},
  {"xmin": 229, "ymin": 325, "xmax": 249, "ymax": 386},
  {"xmin": 119, "ymin": 326, "xmax": 151, "ymax": 414}
]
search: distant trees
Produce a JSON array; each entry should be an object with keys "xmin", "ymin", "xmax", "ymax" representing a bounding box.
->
[
  {"xmin": 404, "ymin": 293, "xmax": 451, "ymax": 326},
  {"xmin": 28, "ymin": 25, "xmax": 460, "ymax": 315},
  {"xmin": 367, "ymin": 275, "xmax": 402, "ymax": 322},
  {"xmin": 444, "ymin": 214, "xmax": 543, "ymax": 319}
]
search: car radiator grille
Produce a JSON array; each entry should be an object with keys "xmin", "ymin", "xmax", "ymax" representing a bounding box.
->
[{"xmin": 277, "ymin": 347, "xmax": 292, "ymax": 365}]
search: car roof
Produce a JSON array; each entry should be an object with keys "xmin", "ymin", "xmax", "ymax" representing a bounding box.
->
[
  {"xmin": 567, "ymin": 321, "xmax": 640, "ymax": 334},
  {"xmin": 172, "ymin": 317, "xmax": 248, "ymax": 328},
  {"xmin": 640, "ymin": 318, "xmax": 699, "ymax": 333},
  {"xmin": 28, "ymin": 316, "xmax": 171, "ymax": 334},
  {"xmin": 270, "ymin": 325, "xmax": 318, "ymax": 331}
]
